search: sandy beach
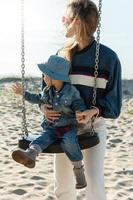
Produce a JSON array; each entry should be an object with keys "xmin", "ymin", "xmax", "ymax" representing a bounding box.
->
[{"xmin": 0, "ymin": 77, "xmax": 132, "ymax": 200}]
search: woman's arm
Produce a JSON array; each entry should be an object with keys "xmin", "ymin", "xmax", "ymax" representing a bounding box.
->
[
  {"xmin": 97, "ymin": 56, "xmax": 122, "ymax": 119},
  {"xmin": 40, "ymin": 104, "xmax": 61, "ymax": 123},
  {"xmin": 76, "ymin": 55, "xmax": 122, "ymax": 123}
]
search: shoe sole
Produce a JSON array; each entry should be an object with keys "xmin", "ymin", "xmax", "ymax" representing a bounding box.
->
[
  {"xmin": 76, "ymin": 183, "xmax": 87, "ymax": 189},
  {"xmin": 12, "ymin": 150, "xmax": 35, "ymax": 168}
]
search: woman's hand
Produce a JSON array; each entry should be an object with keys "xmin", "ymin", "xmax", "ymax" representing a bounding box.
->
[
  {"xmin": 76, "ymin": 108, "xmax": 98, "ymax": 124},
  {"xmin": 40, "ymin": 104, "xmax": 61, "ymax": 123},
  {"xmin": 12, "ymin": 83, "xmax": 22, "ymax": 95}
]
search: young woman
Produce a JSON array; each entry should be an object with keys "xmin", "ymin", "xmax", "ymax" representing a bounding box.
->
[{"xmin": 41, "ymin": 0, "xmax": 122, "ymax": 199}]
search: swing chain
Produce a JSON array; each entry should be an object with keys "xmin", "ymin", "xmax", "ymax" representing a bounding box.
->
[
  {"xmin": 20, "ymin": 0, "xmax": 102, "ymax": 137},
  {"xmin": 91, "ymin": 0, "xmax": 102, "ymax": 136},
  {"xmin": 21, "ymin": 0, "xmax": 28, "ymax": 136}
]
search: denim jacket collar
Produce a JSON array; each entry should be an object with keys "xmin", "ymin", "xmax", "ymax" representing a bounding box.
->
[{"xmin": 52, "ymin": 82, "xmax": 71, "ymax": 95}]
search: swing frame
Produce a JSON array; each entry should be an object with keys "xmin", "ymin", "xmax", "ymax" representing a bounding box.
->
[{"xmin": 18, "ymin": 0, "xmax": 102, "ymax": 153}]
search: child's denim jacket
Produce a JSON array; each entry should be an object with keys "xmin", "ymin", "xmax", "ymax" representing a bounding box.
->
[{"xmin": 25, "ymin": 83, "xmax": 87, "ymax": 128}]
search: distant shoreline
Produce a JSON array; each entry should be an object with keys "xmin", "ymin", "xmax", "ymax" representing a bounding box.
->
[
  {"xmin": 0, "ymin": 76, "xmax": 133, "ymax": 83},
  {"xmin": 0, "ymin": 76, "xmax": 41, "ymax": 84}
]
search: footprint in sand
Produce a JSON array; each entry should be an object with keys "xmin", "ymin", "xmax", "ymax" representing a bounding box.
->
[{"xmin": 12, "ymin": 188, "xmax": 27, "ymax": 195}]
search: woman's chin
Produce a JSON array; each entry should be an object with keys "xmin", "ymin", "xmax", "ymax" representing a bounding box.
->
[
  {"xmin": 65, "ymin": 32, "xmax": 70, "ymax": 38},
  {"xmin": 65, "ymin": 31, "xmax": 73, "ymax": 38}
]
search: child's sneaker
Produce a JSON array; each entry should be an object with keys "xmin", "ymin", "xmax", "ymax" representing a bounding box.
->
[
  {"xmin": 12, "ymin": 148, "xmax": 37, "ymax": 168},
  {"xmin": 73, "ymin": 166, "xmax": 87, "ymax": 189}
]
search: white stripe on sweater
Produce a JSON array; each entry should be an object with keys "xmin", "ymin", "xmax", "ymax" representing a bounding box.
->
[{"xmin": 69, "ymin": 74, "xmax": 108, "ymax": 89}]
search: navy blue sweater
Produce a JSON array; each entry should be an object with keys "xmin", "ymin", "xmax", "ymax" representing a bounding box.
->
[{"xmin": 42, "ymin": 41, "xmax": 122, "ymax": 119}]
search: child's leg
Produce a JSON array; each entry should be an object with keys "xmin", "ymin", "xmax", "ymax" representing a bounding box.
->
[
  {"xmin": 12, "ymin": 128, "xmax": 56, "ymax": 168},
  {"xmin": 60, "ymin": 128, "xmax": 87, "ymax": 189},
  {"xmin": 30, "ymin": 128, "xmax": 56, "ymax": 153},
  {"xmin": 60, "ymin": 128, "xmax": 83, "ymax": 161}
]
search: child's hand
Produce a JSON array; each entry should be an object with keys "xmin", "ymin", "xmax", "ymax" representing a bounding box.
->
[{"xmin": 12, "ymin": 83, "xmax": 22, "ymax": 95}]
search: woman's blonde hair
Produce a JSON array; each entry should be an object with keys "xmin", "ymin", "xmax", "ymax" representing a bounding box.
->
[{"xmin": 59, "ymin": 0, "xmax": 98, "ymax": 62}]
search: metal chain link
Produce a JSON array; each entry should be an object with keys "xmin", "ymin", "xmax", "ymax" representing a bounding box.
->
[
  {"xmin": 21, "ymin": 0, "xmax": 28, "ymax": 136},
  {"xmin": 91, "ymin": 0, "xmax": 102, "ymax": 136}
]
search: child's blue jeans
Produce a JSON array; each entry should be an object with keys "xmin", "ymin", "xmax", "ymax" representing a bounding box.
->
[{"xmin": 30, "ymin": 126, "xmax": 83, "ymax": 162}]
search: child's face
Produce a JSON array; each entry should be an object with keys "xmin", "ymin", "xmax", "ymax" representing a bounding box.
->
[
  {"xmin": 43, "ymin": 74, "xmax": 63, "ymax": 88},
  {"xmin": 43, "ymin": 75, "xmax": 52, "ymax": 87}
]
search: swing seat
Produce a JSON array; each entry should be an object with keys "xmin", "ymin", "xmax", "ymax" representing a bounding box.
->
[{"xmin": 18, "ymin": 132, "xmax": 99, "ymax": 153}]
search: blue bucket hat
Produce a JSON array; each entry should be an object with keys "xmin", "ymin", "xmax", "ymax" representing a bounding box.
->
[{"xmin": 37, "ymin": 55, "xmax": 71, "ymax": 82}]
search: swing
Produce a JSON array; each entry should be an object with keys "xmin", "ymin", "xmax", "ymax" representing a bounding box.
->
[{"xmin": 18, "ymin": 0, "xmax": 102, "ymax": 153}]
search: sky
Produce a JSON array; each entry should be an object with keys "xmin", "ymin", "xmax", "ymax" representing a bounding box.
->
[{"xmin": 0, "ymin": 0, "xmax": 133, "ymax": 79}]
